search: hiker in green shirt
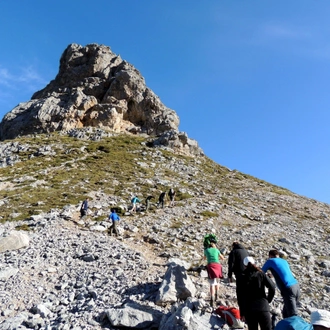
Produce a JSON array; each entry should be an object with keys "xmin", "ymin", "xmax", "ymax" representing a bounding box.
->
[{"xmin": 204, "ymin": 239, "xmax": 225, "ymax": 307}]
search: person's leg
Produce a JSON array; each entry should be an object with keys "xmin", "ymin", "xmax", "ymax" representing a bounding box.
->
[
  {"xmin": 235, "ymin": 275, "xmax": 244, "ymax": 311},
  {"xmin": 109, "ymin": 223, "xmax": 113, "ymax": 236},
  {"xmin": 258, "ymin": 311, "xmax": 272, "ymax": 330},
  {"xmin": 215, "ymin": 280, "xmax": 219, "ymax": 302},
  {"xmin": 208, "ymin": 279, "xmax": 216, "ymax": 306},
  {"xmin": 245, "ymin": 313, "xmax": 259, "ymax": 330},
  {"xmin": 113, "ymin": 221, "xmax": 118, "ymax": 236},
  {"xmin": 282, "ymin": 284, "xmax": 299, "ymax": 318}
]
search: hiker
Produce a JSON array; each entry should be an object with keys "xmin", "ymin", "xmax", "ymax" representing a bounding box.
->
[
  {"xmin": 240, "ymin": 256, "xmax": 276, "ymax": 330},
  {"xmin": 145, "ymin": 195, "xmax": 154, "ymax": 212},
  {"xmin": 108, "ymin": 208, "xmax": 120, "ymax": 237},
  {"xmin": 274, "ymin": 309, "xmax": 330, "ymax": 330},
  {"xmin": 168, "ymin": 188, "xmax": 176, "ymax": 207},
  {"xmin": 262, "ymin": 249, "xmax": 300, "ymax": 318},
  {"xmin": 80, "ymin": 198, "xmax": 89, "ymax": 219},
  {"xmin": 131, "ymin": 195, "xmax": 140, "ymax": 213},
  {"xmin": 203, "ymin": 238, "xmax": 225, "ymax": 307},
  {"xmin": 157, "ymin": 192, "xmax": 166, "ymax": 209},
  {"xmin": 228, "ymin": 241, "xmax": 249, "ymax": 311}
]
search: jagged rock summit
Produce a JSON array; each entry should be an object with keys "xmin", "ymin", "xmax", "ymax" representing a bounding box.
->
[{"xmin": 0, "ymin": 43, "xmax": 202, "ymax": 156}]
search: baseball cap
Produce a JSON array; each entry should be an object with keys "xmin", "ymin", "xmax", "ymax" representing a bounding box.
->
[
  {"xmin": 311, "ymin": 309, "xmax": 330, "ymax": 328},
  {"xmin": 243, "ymin": 256, "xmax": 255, "ymax": 266}
]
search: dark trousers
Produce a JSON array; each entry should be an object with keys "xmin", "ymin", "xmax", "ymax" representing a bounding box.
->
[
  {"xmin": 80, "ymin": 209, "xmax": 87, "ymax": 218},
  {"xmin": 235, "ymin": 274, "xmax": 244, "ymax": 311},
  {"xmin": 109, "ymin": 221, "xmax": 118, "ymax": 236},
  {"xmin": 245, "ymin": 311, "xmax": 272, "ymax": 330}
]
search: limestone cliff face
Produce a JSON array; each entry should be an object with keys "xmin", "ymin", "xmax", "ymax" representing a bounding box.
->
[{"xmin": 0, "ymin": 43, "xmax": 203, "ymax": 156}]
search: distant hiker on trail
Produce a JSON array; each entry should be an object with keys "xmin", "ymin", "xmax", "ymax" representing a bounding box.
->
[
  {"xmin": 168, "ymin": 188, "xmax": 176, "ymax": 207},
  {"xmin": 145, "ymin": 195, "xmax": 154, "ymax": 212},
  {"xmin": 80, "ymin": 198, "xmax": 89, "ymax": 219},
  {"xmin": 130, "ymin": 196, "xmax": 140, "ymax": 213},
  {"xmin": 203, "ymin": 237, "xmax": 225, "ymax": 307},
  {"xmin": 228, "ymin": 241, "xmax": 249, "ymax": 311},
  {"xmin": 262, "ymin": 249, "xmax": 300, "ymax": 319},
  {"xmin": 108, "ymin": 208, "xmax": 120, "ymax": 237},
  {"xmin": 240, "ymin": 256, "xmax": 275, "ymax": 330},
  {"xmin": 157, "ymin": 192, "xmax": 166, "ymax": 209}
]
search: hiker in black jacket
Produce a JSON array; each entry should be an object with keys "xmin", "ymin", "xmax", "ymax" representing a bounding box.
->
[
  {"xmin": 240, "ymin": 257, "xmax": 276, "ymax": 330},
  {"xmin": 228, "ymin": 242, "xmax": 248, "ymax": 311}
]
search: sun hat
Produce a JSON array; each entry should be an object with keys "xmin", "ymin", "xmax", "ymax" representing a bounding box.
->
[
  {"xmin": 311, "ymin": 309, "xmax": 330, "ymax": 328},
  {"xmin": 243, "ymin": 256, "xmax": 255, "ymax": 266}
]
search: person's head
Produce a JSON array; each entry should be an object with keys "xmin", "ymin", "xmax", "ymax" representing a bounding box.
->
[
  {"xmin": 311, "ymin": 309, "xmax": 330, "ymax": 330},
  {"xmin": 209, "ymin": 238, "xmax": 217, "ymax": 247},
  {"xmin": 243, "ymin": 256, "xmax": 262, "ymax": 272},
  {"xmin": 232, "ymin": 241, "xmax": 240, "ymax": 249},
  {"xmin": 268, "ymin": 249, "xmax": 279, "ymax": 258},
  {"xmin": 243, "ymin": 256, "xmax": 255, "ymax": 268}
]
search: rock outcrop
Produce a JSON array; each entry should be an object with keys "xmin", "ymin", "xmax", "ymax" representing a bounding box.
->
[{"xmin": 0, "ymin": 43, "xmax": 203, "ymax": 156}]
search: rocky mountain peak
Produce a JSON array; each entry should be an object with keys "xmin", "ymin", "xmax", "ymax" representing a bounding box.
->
[{"xmin": 0, "ymin": 43, "xmax": 202, "ymax": 156}]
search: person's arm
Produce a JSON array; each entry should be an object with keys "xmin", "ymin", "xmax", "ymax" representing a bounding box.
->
[
  {"xmin": 264, "ymin": 273, "xmax": 276, "ymax": 303},
  {"xmin": 219, "ymin": 251, "xmax": 225, "ymax": 260},
  {"xmin": 262, "ymin": 260, "xmax": 270, "ymax": 273},
  {"xmin": 228, "ymin": 251, "xmax": 234, "ymax": 279}
]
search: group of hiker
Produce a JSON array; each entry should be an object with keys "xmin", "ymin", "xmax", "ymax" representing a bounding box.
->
[
  {"xmin": 203, "ymin": 237, "xmax": 330, "ymax": 330},
  {"xmin": 130, "ymin": 188, "xmax": 176, "ymax": 213},
  {"xmin": 78, "ymin": 188, "xmax": 176, "ymax": 237}
]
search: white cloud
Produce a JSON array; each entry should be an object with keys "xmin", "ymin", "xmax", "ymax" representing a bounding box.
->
[
  {"xmin": 261, "ymin": 23, "xmax": 312, "ymax": 40},
  {"xmin": 0, "ymin": 65, "xmax": 47, "ymax": 89}
]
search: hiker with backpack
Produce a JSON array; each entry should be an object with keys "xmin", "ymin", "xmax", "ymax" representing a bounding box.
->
[
  {"xmin": 240, "ymin": 256, "xmax": 276, "ymax": 330},
  {"xmin": 262, "ymin": 249, "xmax": 300, "ymax": 319},
  {"xmin": 203, "ymin": 235, "xmax": 225, "ymax": 307},
  {"xmin": 228, "ymin": 241, "xmax": 249, "ymax": 312}
]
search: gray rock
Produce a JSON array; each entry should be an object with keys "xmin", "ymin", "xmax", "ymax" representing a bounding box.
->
[
  {"xmin": 106, "ymin": 302, "xmax": 163, "ymax": 329},
  {"xmin": 0, "ymin": 231, "xmax": 29, "ymax": 252},
  {"xmin": 156, "ymin": 262, "xmax": 196, "ymax": 306}
]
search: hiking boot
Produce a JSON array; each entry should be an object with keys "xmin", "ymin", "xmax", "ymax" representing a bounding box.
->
[{"xmin": 215, "ymin": 293, "xmax": 218, "ymax": 302}]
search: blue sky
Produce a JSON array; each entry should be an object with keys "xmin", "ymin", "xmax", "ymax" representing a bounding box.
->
[{"xmin": 1, "ymin": 1, "xmax": 330, "ymax": 204}]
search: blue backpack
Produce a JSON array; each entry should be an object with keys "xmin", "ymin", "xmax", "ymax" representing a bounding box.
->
[{"xmin": 274, "ymin": 316, "xmax": 312, "ymax": 330}]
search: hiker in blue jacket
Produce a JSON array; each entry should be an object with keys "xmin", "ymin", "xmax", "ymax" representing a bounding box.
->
[
  {"xmin": 262, "ymin": 249, "xmax": 300, "ymax": 318},
  {"xmin": 131, "ymin": 196, "xmax": 140, "ymax": 213},
  {"xmin": 108, "ymin": 208, "xmax": 120, "ymax": 236}
]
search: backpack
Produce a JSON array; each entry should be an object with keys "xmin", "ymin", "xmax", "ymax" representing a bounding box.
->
[
  {"xmin": 215, "ymin": 306, "xmax": 244, "ymax": 329},
  {"xmin": 203, "ymin": 233, "xmax": 218, "ymax": 249},
  {"xmin": 274, "ymin": 316, "xmax": 312, "ymax": 330}
]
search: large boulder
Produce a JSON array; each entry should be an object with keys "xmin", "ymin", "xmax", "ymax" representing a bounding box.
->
[
  {"xmin": 0, "ymin": 231, "xmax": 30, "ymax": 253},
  {"xmin": 155, "ymin": 261, "xmax": 196, "ymax": 306}
]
